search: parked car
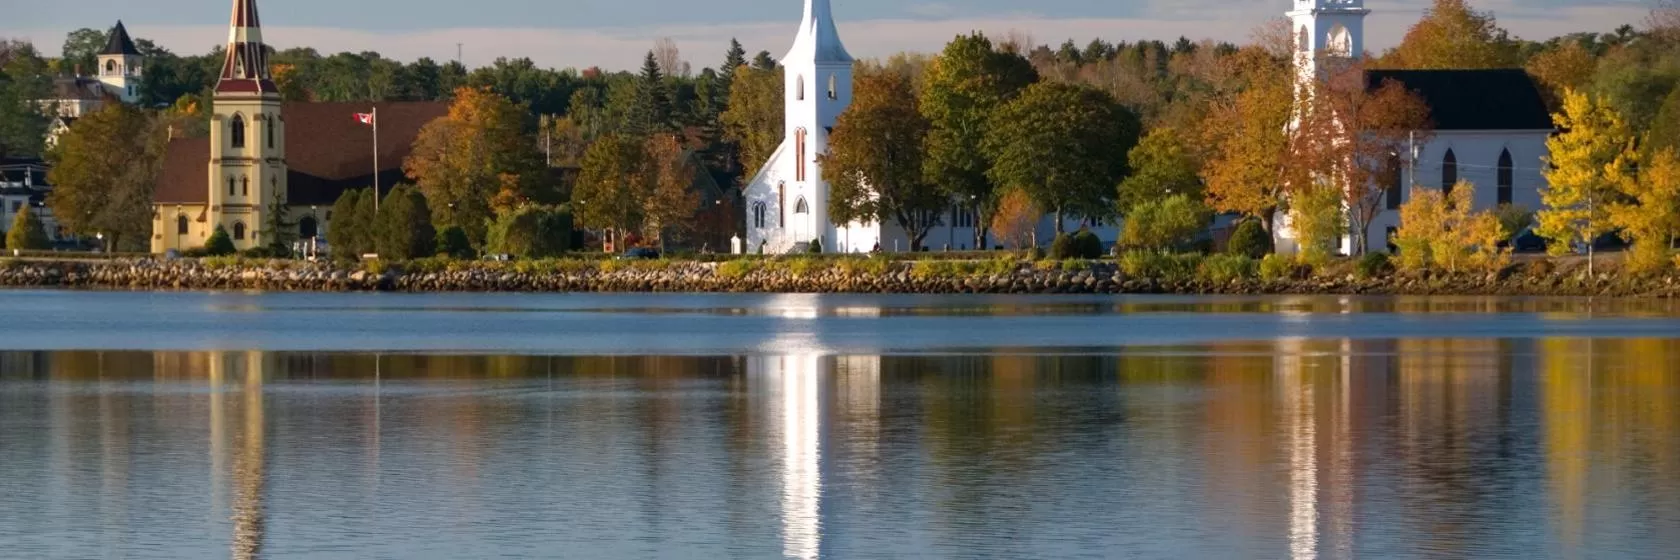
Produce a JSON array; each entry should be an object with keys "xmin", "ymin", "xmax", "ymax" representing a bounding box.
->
[{"xmin": 618, "ymin": 247, "xmax": 660, "ymax": 260}]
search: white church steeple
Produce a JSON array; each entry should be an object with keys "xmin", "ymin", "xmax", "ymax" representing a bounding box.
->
[
  {"xmin": 1289, "ymin": 0, "xmax": 1369, "ymax": 80},
  {"xmin": 784, "ymin": 0, "xmax": 853, "ymax": 64}
]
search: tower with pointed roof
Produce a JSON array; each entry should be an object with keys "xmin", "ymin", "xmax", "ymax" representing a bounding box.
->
[
  {"xmin": 745, "ymin": 0, "xmax": 860, "ymax": 253},
  {"xmin": 96, "ymin": 21, "xmax": 143, "ymax": 103},
  {"xmin": 207, "ymin": 0, "xmax": 287, "ymax": 249},
  {"xmin": 1288, "ymin": 0, "xmax": 1367, "ymax": 86}
]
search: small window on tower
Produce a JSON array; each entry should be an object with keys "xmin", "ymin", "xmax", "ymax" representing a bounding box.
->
[
  {"xmin": 242, "ymin": 176, "xmax": 249, "ymax": 196},
  {"xmin": 235, "ymin": 54, "xmax": 245, "ymax": 78},
  {"xmin": 797, "ymin": 75, "xmax": 805, "ymax": 101},
  {"xmin": 230, "ymin": 115, "xmax": 246, "ymax": 149},
  {"xmin": 228, "ymin": 177, "xmax": 236, "ymax": 196},
  {"xmin": 795, "ymin": 129, "xmax": 807, "ymax": 182},
  {"xmin": 827, "ymin": 75, "xmax": 837, "ymax": 100},
  {"xmin": 267, "ymin": 115, "xmax": 275, "ymax": 148},
  {"xmin": 105, "ymin": 60, "xmax": 116, "ymax": 75}
]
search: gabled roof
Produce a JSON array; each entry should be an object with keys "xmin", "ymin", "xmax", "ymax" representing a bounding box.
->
[
  {"xmin": 1365, "ymin": 68, "xmax": 1553, "ymax": 131},
  {"xmin": 155, "ymin": 101, "xmax": 449, "ymax": 205},
  {"xmin": 100, "ymin": 21, "xmax": 141, "ymax": 56}
]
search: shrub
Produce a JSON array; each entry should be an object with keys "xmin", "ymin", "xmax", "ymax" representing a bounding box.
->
[
  {"xmin": 1494, "ymin": 203, "xmax": 1534, "ymax": 244},
  {"xmin": 1290, "ymin": 186, "xmax": 1344, "ymax": 267},
  {"xmin": 1121, "ymin": 194, "xmax": 1211, "ymax": 251},
  {"xmin": 716, "ymin": 259, "xmax": 757, "ymax": 279},
  {"xmin": 808, "ymin": 238, "xmax": 823, "ymax": 254},
  {"xmin": 1356, "ymin": 252, "xmax": 1393, "ymax": 279},
  {"xmin": 1199, "ymin": 254, "xmax": 1257, "ymax": 284},
  {"xmin": 786, "ymin": 257, "xmax": 824, "ymax": 277},
  {"xmin": 1119, "ymin": 251, "xmax": 1201, "ymax": 283},
  {"xmin": 977, "ymin": 254, "xmax": 1019, "ymax": 276},
  {"xmin": 485, "ymin": 205, "xmax": 572, "ymax": 259},
  {"xmin": 1048, "ymin": 233, "xmax": 1078, "ymax": 260},
  {"xmin": 204, "ymin": 225, "xmax": 236, "ymax": 256},
  {"xmin": 1527, "ymin": 258, "xmax": 1556, "ymax": 277},
  {"xmin": 1226, "ymin": 218, "xmax": 1272, "ymax": 258},
  {"xmin": 6, "ymin": 205, "xmax": 49, "ymax": 251},
  {"xmin": 836, "ymin": 255, "xmax": 891, "ymax": 276},
  {"xmin": 1259, "ymin": 253, "xmax": 1295, "ymax": 282},
  {"xmin": 911, "ymin": 259, "xmax": 959, "ymax": 280},
  {"xmin": 436, "ymin": 226, "xmax": 474, "ymax": 259},
  {"xmin": 1072, "ymin": 229, "xmax": 1103, "ymax": 259},
  {"xmin": 1025, "ymin": 246, "xmax": 1045, "ymax": 260}
]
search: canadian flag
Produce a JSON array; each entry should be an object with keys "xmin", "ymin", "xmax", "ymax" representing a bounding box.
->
[{"xmin": 355, "ymin": 112, "xmax": 375, "ymax": 125}]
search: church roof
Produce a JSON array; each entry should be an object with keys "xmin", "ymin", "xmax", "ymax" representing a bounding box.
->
[
  {"xmin": 100, "ymin": 21, "xmax": 141, "ymax": 56},
  {"xmin": 783, "ymin": 0, "xmax": 852, "ymax": 64},
  {"xmin": 1366, "ymin": 68, "xmax": 1553, "ymax": 131},
  {"xmin": 155, "ymin": 101, "xmax": 449, "ymax": 205}
]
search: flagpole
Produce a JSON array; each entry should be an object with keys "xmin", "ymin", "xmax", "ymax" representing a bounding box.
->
[{"xmin": 373, "ymin": 106, "xmax": 380, "ymax": 213}]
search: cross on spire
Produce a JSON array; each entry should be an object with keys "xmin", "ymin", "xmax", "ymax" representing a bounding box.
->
[{"xmin": 216, "ymin": 0, "xmax": 277, "ymax": 94}]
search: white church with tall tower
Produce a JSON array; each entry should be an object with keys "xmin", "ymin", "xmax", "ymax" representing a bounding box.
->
[{"xmin": 1277, "ymin": 0, "xmax": 1554, "ymax": 255}]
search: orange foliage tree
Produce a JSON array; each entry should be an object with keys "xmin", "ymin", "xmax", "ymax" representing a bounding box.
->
[{"xmin": 403, "ymin": 86, "xmax": 548, "ymax": 247}]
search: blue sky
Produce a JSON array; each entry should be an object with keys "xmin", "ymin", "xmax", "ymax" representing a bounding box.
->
[{"xmin": 2, "ymin": 0, "xmax": 1657, "ymax": 70}]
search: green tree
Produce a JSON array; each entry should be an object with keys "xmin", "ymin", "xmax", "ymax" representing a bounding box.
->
[
  {"xmin": 1120, "ymin": 194, "xmax": 1211, "ymax": 251},
  {"xmin": 373, "ymin": 185, "xmax": 436, "ymax": 260},
  {"xmin": 572, "ymin": 134, "xmax": 648, "ymax": 244},
  {"xmin": 984, "ymin": 82, "xmax": 1140, "ymax": 233},
  {"xmin": 0, "ymin": 42, "xmax": 52, "ymax": 157},
  {"xmin": 46, "ymin": 101, "xmax": 160, "ymax": 251},
  {"xmin": 204, "ymin": 225, "xmax": 236, "ymax": 256},
  {"xmin": 1381, "ymin": 0, "xmax": 1517, "ymax": 69},
  {"xmin": 1645, "ymin": 86, "xmax": 1680, "ymax": 164},
  {"xmin": 60, "ymin": 28, "xmax": 107, "ymax": 76},
  {"xmin": 403, "ymin": 86, "xmax": 547, "ymax": 247},
  {"xmin": 1116, "ymin": 127, "xmax": 1202, "ymax": 216},
  {"xmin": 326, "ymin": 188, "xmax": 371, "ymax": 259},
  {"xmin": 633, "ymin": 51, "xmax": 673, "ymax": 135},
  {"xmin": 824, "ymin": 70, "xmax": 943, "ymax": 250},
  {"xmin": 921, "ymin": 32, "xmax": 1038, "ymax": 250},
  {"xmin": 1538, "ymin": 89, "xmax": 1632, "ymax": 274},
  {"xmin": 435, "ymin": 225, "xmax": 473, "ymax": 258},
  {"xmin": 486, "ymin": 204, "xmax": 573, "ymax": 258},
  {"xmin": 6, "ymin": 204, "xmax": 49, "ymax": 250},
  {"xmin": 258, "ymin": 188, "xmax": 295, "ymax": 254},
  {"xmin": 720, "ymin": 38, "xmax": 747, "ymax": 91},
  {"xmin": 720, "ymin": 65, "xmax": 784, "ymax": 179}
]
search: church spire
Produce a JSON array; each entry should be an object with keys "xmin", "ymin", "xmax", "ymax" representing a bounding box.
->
[
  {"xmin": 784, "ymin": 0, "xmax": 852, "ymax": 64},
  {"xmin": 216, "ymin": 0, "xmax": 277, "ymax": 94}
]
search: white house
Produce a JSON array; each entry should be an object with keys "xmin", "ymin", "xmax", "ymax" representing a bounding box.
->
[
  {"xmin": 0, "ymin": 158, "xmax": 66, "ymax": 243},
  {"xmin": 743, "ymin": 0, "xmax": 1119, "ymax": 254},
  {"xmin": 1277, "ymin": 0, "xmax": 1553, "ymax": 254}
]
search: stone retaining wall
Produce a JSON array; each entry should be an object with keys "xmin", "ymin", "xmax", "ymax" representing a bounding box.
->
[{"xmin": 1, "ymin": 258, "xmax": 1677, "ymax": 297}]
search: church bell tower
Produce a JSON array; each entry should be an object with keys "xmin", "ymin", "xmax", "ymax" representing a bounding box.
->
[
  {"xmin": 207, "ymin": 0, "xmax": 286, "ymax": 250},
  {"xmin": 1289, "ymin": 0, "xmax": 1368, "ymax": 82},
  {"xmin": 782, "ymin": 0, "xmax": 852, "ymax": 249}
]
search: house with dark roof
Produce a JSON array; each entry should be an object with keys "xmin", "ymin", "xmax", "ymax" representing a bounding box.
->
[
  {"xmin": 150, "ymin": 0, "xmax": 446, "ymax": 253},
  {"xmin": 1278, "ymin": 0, "xmax": 1555, "ymax": 255},
  {"xmin": 0, "ymin": 157, "xmax": 66, "ymax": 244},
  {"xmin": 38, "ymin": 21, "xmax": 144, "ymax": 120}
]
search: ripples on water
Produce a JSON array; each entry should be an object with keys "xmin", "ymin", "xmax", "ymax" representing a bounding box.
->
[{"xmin": 0, "ymin": 293, "xmax": 1678, "ymax": 559}]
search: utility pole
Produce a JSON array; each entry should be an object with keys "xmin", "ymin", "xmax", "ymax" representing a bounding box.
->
[
  {"xmin": 543, "ymin": 114, "xmax": 552, "ymax": 167},
  {"xmin": 456, "ymin": 43, "xmax": 463, "ymax": 66}
]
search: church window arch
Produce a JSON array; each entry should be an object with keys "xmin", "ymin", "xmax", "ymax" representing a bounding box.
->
[
  {"xmin": 233, "ymin": 221, "xmax": 247, "ymax": 240},
  {"xmin": 752, "ymin": 202, "xmax": 767, "ymax": 229},
  {"xmin": 177, "ymin": 214, "xmax": 189, "ymax": 235},
  {"xmin": 797, "ymin": 75, "xmax": 805, "ymax": 100},
  {"xmin": 1326, "ymin": 24, "xmax": 1352, "ymax": 57},
  {"xmin": 228, "ymin": 177, "xmax": 236, "ymax": 196},
  {"xmin": 230, "ymin": 114, "xmax": 246, "ymax": 149},
  {"xmin": 1298, "ymin": 26, "xmax": 1310, "ymax": 53},
  {"xmin": 266, "ymin": 115, "xmax": 275, "ymax": 148},
  {"xmin": 777, "ymin": 182, "xmax": 786, "ymax": 226},
  {"xmin": 1497, "ymin": 148, "xmax": 1513, "ymax": 205},
  {"xmin": 104, "ymin": 60, "xmax": 117, "ymax": 75},
  {"xmin": 794, "ymin": 197, "xmax": 809, "ymax": 214},
  {"xmin": 827, "ymin": 74, "xmax": 837, "ymax": 100},
  {"xmin": 1441, "ymin": 148, "xmax": 1458, "ymax": 196},
  {"xmin": 795, "ymin": 128, "xmax": 807, "ymax": 182},
  {"xmin": 241, "ymin": 176, "xmax": 249, "ymax": 196}
]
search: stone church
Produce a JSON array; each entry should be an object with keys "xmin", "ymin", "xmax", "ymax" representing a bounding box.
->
[
  {"xmin": 151, "ymin": 0, "xmax": 446, "ymax": 254},
  {"xmin": 743, "ymin": 0, "xmax": 1119, "ymax": 254},
  {"xmin": 1277, "ymin": 0, "xmax": 1554, "ymax": 254}
]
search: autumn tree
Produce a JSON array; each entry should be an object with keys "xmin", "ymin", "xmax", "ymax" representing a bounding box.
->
[
  {"xmin": 1394, "ymin": 180, "xmax": 1507, "ymax": 272},
  {"xmin": 921, "ymin": 32, "xmax": 1039, "ymax": 250},
  {"xmin": 1381, "ymin": 0, "xmax": 1517, "ymax": 70},
  {"xmin": 1288, "ymin": 184, "xmax": 1346, "ymax": 267},
  {"xmin": 990, "ymin": 188, "xmax": 1042, "ymax": 250},
  {"xmin": 1608, "ymin": 147, "xmax": 1680, "ymax": 273},
  {"xmin": 1116, "ymin": 127, "xmax": 1203, "ymax": 215},
  {"xmin": 1524, "ymin": 41, "xmax": 1598, "ymax": 110},
  {"xmin": 642, "ymin": 133, "xmax": 701, "ymax": 251},
  {"xmin": 1200, "ymin": 47, "xmax": 1295, "ymax": 231},
  {"xmin": 720, "ymin": 65, "xmax": 784, "ymax": 179},
  {"xmin": 824, "ymin": 70, "xmax": 944, "ymax": 250},
  {"xmin": 1645, "ymin": 87, "xmax": 1680, "ymax": 165},
  {"xmin": 984, "ymin": 82, "xmax": 1140, "ymax": 233},
  {"xmin": 46, "ymin": 101, "xmax": 160, "ymax": 251},
  {"xmin": 572, "ymin": 134, "xmax": 648, "ymax": 248},
  {"xmin": 1538, "ymin": 89, "xmax": 1632, "ymax": 274},
  {"xmin": 1296, "ymin": 64, "xmax": 1434, "ymax": 254},
  {"xmin": 6, "ymin": 204, "xmax": 49, "ymax": 250},
  {"xmin": 403, "ymin": 86, "xmax": 546, "ymax": 247}
]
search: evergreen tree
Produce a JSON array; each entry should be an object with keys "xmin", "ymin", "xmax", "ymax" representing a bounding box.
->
[
  {"xmin": 374, "ymin": 185, "xmax": 436, "ymax": 260},
  {"xmin": 720, "ymin": 38, "xmax": 747, "ymax": 86},
  {"xmin": 6, "ymin": 204, "xmax": 50, "ymax": 251},
  {"xmin": 204, "ymin": 225, "xmax": 236, "ymax": 256},
  {"xmin": 634, "ymin": 51, "xmax": 672, "ymax": 135},
  {"xmin": 752, "ymin": 51, "xmax": 777, "ymax": 70},
  {"xmin": 326, "ymin": 188, "xmax": 368, "ymax": 259},
  {"xmin": 259, "ymin": 188, "xmax": 295, "ymax": 253}
]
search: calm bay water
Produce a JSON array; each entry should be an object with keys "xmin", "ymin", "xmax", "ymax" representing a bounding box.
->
[{"xmin": 1, "ymin": 291, "xmax": 1679, "ymax": 559}]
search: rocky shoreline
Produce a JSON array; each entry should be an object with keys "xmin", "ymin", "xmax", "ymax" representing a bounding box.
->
[{"xmin": 1, "ymin": 258, "xmax": 1677, "ymax": 297}]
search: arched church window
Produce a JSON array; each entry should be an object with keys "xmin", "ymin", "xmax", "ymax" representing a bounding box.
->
[
  {"xmin": 228, "ymin": 177, "xmax": 236, "ymax": 196},
  {"xmin": 752, "ymin": 202, "xmax": 766, "ymax": 228},
  {"xmin": 797, "ymin": 75, "xmax": 805, "ymax": 100},
  {"xmin": 777, "ymin": 182, "xmax": 786, "ymax": 226},
  {"xmin": 299, "ymin": 216, "xmax": 318, "ymax": 239},
  {"xmin": 1497, "ymin": 148, "xmax": 1513, "ymax": 205},
  {"xmin": 267, "ymin": 115, "xmax": 275, "ymax": 148},
  {"xmin": 795, "ymin": 197, "xmax": 809, "ymax": 214},
  {"xmin": 1326, "ymin": 25, "xmax": 1352, "ymax": 57},
  {"xmin": 1298, "ymin": 26, "xmax": 1310, "ymax": 53},
  {"xmin": 795, "ymin": 128, "xmax": 807, "ymax": 182},
  {"xmin": 230, "ymin": 115, "xmax": 246, "ymax": 149},
  {"xmin": 828, "ymin": 75, "xmax": 837, "ymax": 100},
  {"xmin": 105, "ymin": 60, "xmax": 117, "ymax": 75},
  {"xmin": 177, "ymin": 215, "xmax": 189, "ymax": 235},
  {"xmin": 1441, "ymin": 149, "xmax": 1458, "ymax": 196},
  {"xmin": 233, "ymin": 222, "xmax": 247, "ymax": 240},
  {"xmin": 241, "ymin": 176, "xmax": 249, "ymax": 196}
]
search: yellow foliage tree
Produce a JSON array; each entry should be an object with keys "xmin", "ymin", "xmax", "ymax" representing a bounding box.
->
[
  {"xmin": 1538, "ymin": 89, "xmax": 1633, "ymax": 275},
  {"xmin": 991, "ymin": 188, "xmax": 1042, "ymax": 250},
  {"xmin": 1524, "ymin": 42, "xmax": 1597, "ymax": 110},
  {"xmin": 1381, "ymin": 0, "xmax": 1517, "ymax": 70},
  {"xmin": 1200, "ymin": 46, "xmax": 1295, "ymax": 231},
  {"xmin": 1288, "ymin": 184, "xmax": 1345, "ymax": 268},
  {"xmin": 642, "ymin": 133, "xmax": 701, "ymax": 251},
  {"xmin": 1395, "ymin": 180, "xmax": 1508, "ymax": 272},
  {"xmin": 1608, "ymin": 147, "xmax": 1680, "ymax": 273}
]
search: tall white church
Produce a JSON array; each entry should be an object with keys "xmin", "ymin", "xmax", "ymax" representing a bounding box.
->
[
  {"xmin": 1278, "ymin": 0, "xmax": 1554, "ymax": 254},
  {"xmin": 744, "ymin": 0, "xmax": 1119, "ymax": 254}
]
